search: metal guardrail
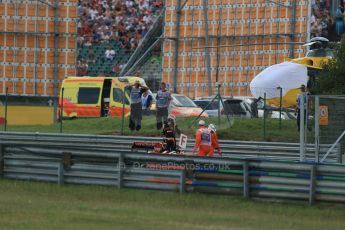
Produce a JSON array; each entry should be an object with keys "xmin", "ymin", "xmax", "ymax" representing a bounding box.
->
[
  {"xmin": 0, "ymin": 132, "xmax": 342, "ymax": 163},
  {"xmin": 0, "ymin": 133, "xmax": 340, "ymax": 162},
  {"xmin": 1, "ymin": 139, "xmax": 345, "ymax": 205}
]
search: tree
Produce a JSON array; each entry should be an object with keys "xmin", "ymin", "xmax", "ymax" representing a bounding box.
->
[{"xmin": 312, "ymin": 41, "xmax": 345, "ymax": 95}]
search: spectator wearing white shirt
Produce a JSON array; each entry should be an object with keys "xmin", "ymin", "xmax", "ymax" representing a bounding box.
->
[
  {"xmin": 126, "ymin": 0, "xmax": 134, "ymax": 8},
  {"xmin": 105, "ymin": 47, "xmax": 116, "ymax": 61},
  {"xmin": 89, "ymin": 7, "xmax": 98, "ymax": 21}
]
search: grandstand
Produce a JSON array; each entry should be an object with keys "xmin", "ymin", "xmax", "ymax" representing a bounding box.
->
[
  {"xmin": 0, "ymin": 0, "xmax": 77, "ymax": 97},
  {"xmin": 162, "ymin": 0, "xmax": 309, "ymax": 98},
  {"xmin": 161, "ymin": 0, "xmax": 344, "ymax": 98},
  {"xmin": 1, "ymin": 0, "xmax": 345, "ymax": 99},
  {"xmin": 75, "ymin": 0, "xmax": 345, "ymax": 98},
  {"xmin": 76, "ymin": 0, "xmax": 164, "ymax": 90},
  {"xmin": 77, "ymin": 41, "xmax": 131, "ymax": 76}
]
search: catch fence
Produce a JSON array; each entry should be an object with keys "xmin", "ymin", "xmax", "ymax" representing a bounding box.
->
[{"xmin": 300, "ymin": 95, "xmax": 345, "ymax": 163}]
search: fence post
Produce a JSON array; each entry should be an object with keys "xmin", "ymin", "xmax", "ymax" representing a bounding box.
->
[
  {"xmin": 263, "ymin": 93, "xmax": 266, "ymax": 141},
  {"xmin": 0, "ymin": 145, "xmax": 4, "ymax": 177},
  {"xmin": 337, "ymin": 144, "xmax": 342, "ymax": 164},
  {"xmin": 118, "ymin": 153, "xmax": 124, "ymax": 188},
  {"xmin": 58, "ymin": 152, "xmax": 72, "ymax": 184},
  {"xmin": 309, "ymin": 165, "xmax": 316, "ymax": 205},
  {"xmin": 243, "ymin": 161, "xmax": 249, "ymax": 198},
  {"xmin": 57, "ymin": 162, "xmax": 64, "ymax": 185},
  {"xmin": 299, "ymin": 92, "xmax": 306, "ymax": 162},
  {"xmin": 4, "ymin": 87, "xmax": 8, "ymax": 131},
  {"xmin": 278, "ymin": 87, "xmax": 282, "ymax": 130},
  {"xmin": 314, "ymin": 96, "xmax": 320, "ymax": 162},
  {"xmin": 121, "ymin": 88, "xmax": 125, "ymax": 135},
  {"xmin": 180, "ymin": 169, "xmax": 186, "ymax": 193},
  {"xmin": 60, "ymin": 88, "xmax": 64, "ymax": 133}
]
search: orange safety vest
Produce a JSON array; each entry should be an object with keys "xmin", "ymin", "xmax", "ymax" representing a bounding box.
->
[{"xmin": 194, "ymin": 127, "xmax": 213, "ymax": 156}]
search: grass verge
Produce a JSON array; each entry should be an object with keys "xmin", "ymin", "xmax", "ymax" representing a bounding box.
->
[
  {"xmin": 2, "ymin": 116, "xmax": 302, "ymax": 142},
  {"xmin": 0, "ymin": 179, "xmax": 344, "ymax": 230}
]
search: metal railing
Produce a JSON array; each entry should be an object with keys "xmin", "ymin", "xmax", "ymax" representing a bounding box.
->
[
  {"xmin": 0, "ymin": 132, "xmax": 341, "ymax": 163},
  {"xmin": 1, "ymin": 138, "xmax": 345, "ymax": 205}
]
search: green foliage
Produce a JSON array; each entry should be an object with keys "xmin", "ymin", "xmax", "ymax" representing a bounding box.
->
[{"xmin": 313, "ymin": 41, "xmax": 345, "ymax": 94}]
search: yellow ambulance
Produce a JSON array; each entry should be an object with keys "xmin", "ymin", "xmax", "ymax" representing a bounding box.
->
[{"xmin": 58, "ymin": 76, "xmax": 147, "ymax": 119}]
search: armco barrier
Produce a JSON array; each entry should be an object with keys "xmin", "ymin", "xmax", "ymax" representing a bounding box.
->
[
  {"xmin": 1, "ymin": 142, "xmax": 345, "ymax": 205},
  {"xmin": 0, "ymin": 132, "xmax": 342, "ymax": 162}
]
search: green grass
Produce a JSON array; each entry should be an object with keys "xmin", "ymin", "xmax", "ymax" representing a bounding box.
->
[
  {"xmin": 1, "ymin": 116, "xmax": 301, "ymax": 142},
  {"xmin": 0, "ymin": 179, "xmax": 344, "ymax": 230}
]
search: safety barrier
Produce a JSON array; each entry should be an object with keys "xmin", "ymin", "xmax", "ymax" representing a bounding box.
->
[
  {"xmin": 0, "ymin": 132, "xmax": 342, "ymax": 163},
  {"xmin": 1, "ymin": 140, "xmax": 345, "ymax": 205}
]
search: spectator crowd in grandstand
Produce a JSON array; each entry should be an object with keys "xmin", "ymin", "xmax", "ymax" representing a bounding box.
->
[
  {"xmin": 310, "ymin": 0, "xmax": 345, "ymax": 41},
  {"xmin": 77, "ymin": 0, "xmax": 163, "ymax": 76},
  {"xmin": 76, "ymin": 0, "xmax": 345, "ymax": 77}
]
